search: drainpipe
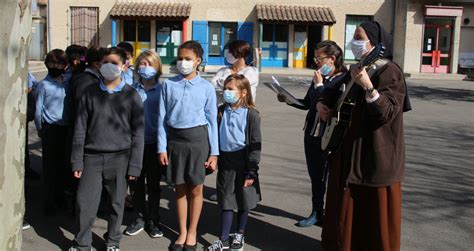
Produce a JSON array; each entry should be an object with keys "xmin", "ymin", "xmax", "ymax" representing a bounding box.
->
[
  {"xmin": 47, "ymin": 0, "xmax": 51, "ymax": 51},
  {"xmin": 258, "ymin": 22, "xmax": 263, "ymax": 72}
]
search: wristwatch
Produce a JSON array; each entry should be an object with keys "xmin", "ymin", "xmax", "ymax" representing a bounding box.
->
[{"xmin": 365, "ymin": 87, "xmax": 376, "ymax": 95}]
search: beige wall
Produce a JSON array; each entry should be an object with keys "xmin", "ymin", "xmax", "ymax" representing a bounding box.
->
[
  {"xmin": 402, "ymin": 2, "xmax": 426, "ymax": 74},
  {"xmin": 395, "ymin": 1, "xmax": 471, "ymax": 74},
  {"xmin": 460, "ymin": 5, "xmax": 474, "ymax": 53},
  {"xmin": 49, "ymin": 0, "xmax": 392, "ymax": 61},
  {"xmin": 48, "ymin": 0, "xmax": 115, "ymax": 50}
]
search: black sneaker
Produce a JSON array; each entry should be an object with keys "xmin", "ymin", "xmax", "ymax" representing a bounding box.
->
[
  {"xmin": 207, "ymin": 239, "xmax": 229, "ymax": 250},
  {"xmin": 124, "ymin": 222, "xmax": 144, "ymax": 236},
  {"xmin": 147, "ymin": 223, "xmax": 163, "ymax": 238},
  {"xmin": 230, "ymin": 233, "xmax": 244, "ymax": 250},
  {"xmin": 22, "ymin": 220, "xmax": 31, "ymax": 230}
]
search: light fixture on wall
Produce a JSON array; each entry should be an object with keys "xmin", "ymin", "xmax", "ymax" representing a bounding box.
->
[{"xmin": 463, "ymin": 18, "xmax": 470, "ymax": 25}]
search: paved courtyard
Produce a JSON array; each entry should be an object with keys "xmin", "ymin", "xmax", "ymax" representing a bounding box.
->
[{"xmin": 22, "ymin": 72, "xmax": 474, "ymax": 250}]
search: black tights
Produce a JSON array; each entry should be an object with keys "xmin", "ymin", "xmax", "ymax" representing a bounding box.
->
[{"xmin": 220, "ymin": 210, "xmax": 249, "ymax": 241}]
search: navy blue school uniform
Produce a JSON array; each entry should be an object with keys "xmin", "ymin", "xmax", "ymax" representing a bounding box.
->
[
  {"xmin": 130, "ymin": 80, "xmax": 165, "ymax": 227},
  {"xmin": 286, "ymin": 79, "xmax": 329, "ymax": 214},
  {"xmin": 216, "ymin": 104, "xmax": 262, "ymax": 210},
  {"xmin": 71, "ymin": 78, "xmax": 144, "ymax": 250},
  {"xmin": 35, "ymin": 74, "xmax": 71, "ymax": 211}
]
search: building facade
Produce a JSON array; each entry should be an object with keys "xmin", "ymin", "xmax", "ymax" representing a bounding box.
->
[
  {"xmin": 46, "ymin": 0, "xmax": 473, "ymax": 74},
  {"xmin": 394, "ymin": 0, "xmax": 473, "ymax": 74},
  {"xmin": 47, "ymin": 0, "xmax": 393, "ymax": 69},
  {"xmin": 29, "ymin": 0, "xmax": 48, "ymax": 60}
]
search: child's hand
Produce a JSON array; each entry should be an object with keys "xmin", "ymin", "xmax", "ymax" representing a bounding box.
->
[
  {"xmin": 243, "ymin": 179, "xmax": 254, "ymax": 187},
  {"xmin": 73, "ymin": 171, "xmax": 82, "ymax": 179},
  {"xmin": 204, "ymin": 156, "xmax": 218, "ymax": 171},
  {"xmin": 128, "ymin": 176, "xmax": 137, "ymax": 181},
  {"xmin": 37, "ymin": 129, "xmax": 43, "ymax": 138},
  {"xmin": 159, "ymin": 153, "xmax": 168, "ymax": 166}
]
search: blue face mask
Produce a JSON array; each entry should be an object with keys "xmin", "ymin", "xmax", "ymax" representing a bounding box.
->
[
  {"xmin": 319, "ymin": 64, "xmax": 333, "ymax": 76},
  {"xmin": 223, "ymin": 90, "xmax": 239, "ymax": 104},
  {"xmin": 138, "ymin": 66, "xmax": 157, "ymax": 80}
]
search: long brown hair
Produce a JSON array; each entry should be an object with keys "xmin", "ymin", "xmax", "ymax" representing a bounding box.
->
[{"xmin": 223, "ymin": 74, "xmax": 255, "ymax": 109}]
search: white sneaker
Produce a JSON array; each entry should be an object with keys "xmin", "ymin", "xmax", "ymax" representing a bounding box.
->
[
  {"xmin": 107, "ymin": 246, "xmax": 120, "ymax": 251},
  {"xmin": 207, "ymin": 239, "xmax": 230, "ymax": 251},
  {"xmin": 231, "ymin": 233, "xmax": 244, "ymax": 250}
]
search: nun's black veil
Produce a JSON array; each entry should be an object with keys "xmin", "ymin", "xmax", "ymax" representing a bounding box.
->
[
  {"xmin": 359, "ymin": 21, "xmax": 412, "ymax": 112},
  {"xmin": 360, "ymin": 21, "xmax": 393, "ymax": 60}
]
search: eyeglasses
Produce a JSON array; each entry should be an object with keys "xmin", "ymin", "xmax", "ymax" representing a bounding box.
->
[{"xmin": 313, "ymin": 56, "xmax": 329, "ymax": 63}]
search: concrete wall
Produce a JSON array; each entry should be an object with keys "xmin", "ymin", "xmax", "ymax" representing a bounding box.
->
[
  {"xmin": 48, "ymin": 0, "xmax": 393, "ymax": 57},
  {"xmin": 0, "ymin": 0, "xmax": 31, "ymax": 250}
]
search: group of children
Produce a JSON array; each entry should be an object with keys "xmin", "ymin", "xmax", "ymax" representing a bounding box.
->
[{"xmin": 31, "ymin": 39, "xmax": 261, "ymax": 251}]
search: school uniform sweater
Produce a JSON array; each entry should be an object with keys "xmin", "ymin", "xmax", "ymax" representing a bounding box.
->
[
  {"xmin": 71, "ymin": 82, "xmax": 145, "ymax": 177},
  {"xmin": 69, "ymin": 68, "xmax": 101, "ymax": 123}
]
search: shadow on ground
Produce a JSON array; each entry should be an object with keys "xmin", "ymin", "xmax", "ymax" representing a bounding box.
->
[{"xmin": 407, "ymin": 85, "xmax": 474, "ymax": 102}]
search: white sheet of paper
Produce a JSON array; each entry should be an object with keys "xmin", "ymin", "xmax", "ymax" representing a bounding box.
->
[{"xmin": 263, "ymin": 76, "xmax": 304, "ymax": 106}]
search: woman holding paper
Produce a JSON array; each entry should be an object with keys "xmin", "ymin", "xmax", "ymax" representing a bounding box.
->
[{"xmin": 276, "ymin": 40, "xmax": 347, "ymax": 227}]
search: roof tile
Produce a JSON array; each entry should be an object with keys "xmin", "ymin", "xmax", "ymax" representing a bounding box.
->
[
  {"xmin": 110, "ymin": 1, "xmax": 191, "ymax": 19},
  {"xmin": 256, "ymin": 4, "xmax": 336, "ymax": 24}
]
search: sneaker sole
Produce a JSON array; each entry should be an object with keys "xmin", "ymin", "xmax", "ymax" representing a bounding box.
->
[
  {"xmin": 231, "ymin": 241, "xmax": 244, "ymax": 251},
  {"xmin": 22, "ymin": 225, "xmax": 31, "ymax": 230},
  {"xmin": 149, "ymin": 232, "xmax": 163, "ymax": 238},
  {"xmin": 124, "ymin": 227, "xmax": 144, "ymax": 236}
]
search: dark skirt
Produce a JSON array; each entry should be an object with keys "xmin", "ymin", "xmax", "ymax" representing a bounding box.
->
[
  {"xmin": 217, "ymin": 149, "xmax": 261, "ymax": 210},
  {"xmin": 167, "ymin": 125, "xmax": 209, "ymax": 185},
  {"xmin": 322, "ymin": 156, "xmax": 402, "ymax": 251}
]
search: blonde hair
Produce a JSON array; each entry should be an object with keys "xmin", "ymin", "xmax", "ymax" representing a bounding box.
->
[
  {"xmin": 223, "ymin": 74, "xmax": 255, "ymax": 109},
  {"xmin": 134, "ymin": 50, "xmax": 163, "ymax": 78}
]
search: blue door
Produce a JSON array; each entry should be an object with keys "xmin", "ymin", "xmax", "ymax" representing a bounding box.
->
[
  {"xmin": 261, "ymin": 24, "xmax": 288, "ymax": 67},
  {"xmin": 207, "ymin": 22, "xmax": 237, "ymax": 65}
]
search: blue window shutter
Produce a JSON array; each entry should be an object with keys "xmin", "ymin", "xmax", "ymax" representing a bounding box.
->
[
  {"xmin": 237, "ymin": 22, "xmax": 254, "ymax": 65},
  {"xmin": 192, "ymin": 21, "xmax": 209, "ymax": 65}
]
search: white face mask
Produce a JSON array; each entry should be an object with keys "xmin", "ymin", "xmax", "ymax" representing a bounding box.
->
[
  {"xmin": 225, "ymin": 51, "xmax": 238, "ymax": 64},
  {"xmin": 177, "ymin": 60, "xmax": 196, "ymax": 76},
  {"xmin": 100, "ymin": 63, "xmax": 122, "ymax": 81},
  {"xmin": 350, "ymin": 39, "xmax": 370, "ymax": 59}
]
